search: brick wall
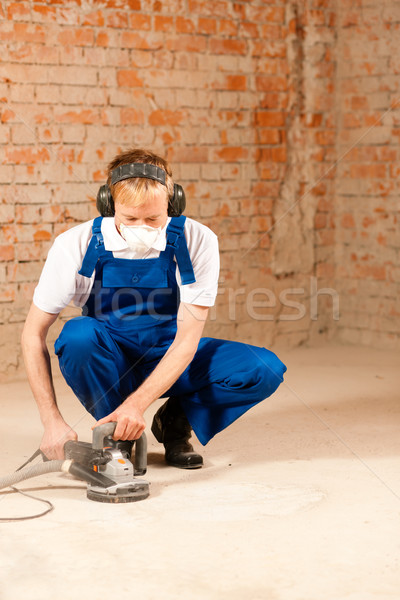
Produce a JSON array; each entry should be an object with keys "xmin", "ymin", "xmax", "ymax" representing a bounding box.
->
[
  {"xmin": 0, "ymin": 0, "xmax": 397, "ymax": 381},
  {"xmin": 335, "ymin": 0, "xmax": 400, "ymax": 349}
]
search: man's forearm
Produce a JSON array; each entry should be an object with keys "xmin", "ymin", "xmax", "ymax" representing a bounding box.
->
[
  {"xmin": 21, "ymin": 333, "xmax": 63, "ymax": 425},
  {"xmin": 124, "ymin": 339, "xmax": 196, "ymax": 414}
]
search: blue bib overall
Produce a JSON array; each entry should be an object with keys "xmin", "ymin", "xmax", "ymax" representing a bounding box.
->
[{"xmin": 55, "ymin": 216, "xmax": 287, "ymax": 445}]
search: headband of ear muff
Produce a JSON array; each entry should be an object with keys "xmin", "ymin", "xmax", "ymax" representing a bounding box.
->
[{"xmin": 96, "ymin": 162, "xmax": 186, "ymax": 218}]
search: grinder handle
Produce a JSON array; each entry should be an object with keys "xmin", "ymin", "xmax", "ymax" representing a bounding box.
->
[
  {"xmin": 92, "ymin": 422, "xmax": 117, "ymax": 450},
  {"xmin": 134, "ymin": 432, "xmax": 147, "ymax": 476}
]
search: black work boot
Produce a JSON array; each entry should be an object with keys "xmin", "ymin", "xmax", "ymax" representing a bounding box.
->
[{"xmin": 151, "ymin": 397, "xmax": 203, "ymax": 469}]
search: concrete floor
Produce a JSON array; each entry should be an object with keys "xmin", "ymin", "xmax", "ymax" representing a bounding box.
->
[{"xmin": 0, "ymin": 344, "xmax": 399, "ymax": 600}]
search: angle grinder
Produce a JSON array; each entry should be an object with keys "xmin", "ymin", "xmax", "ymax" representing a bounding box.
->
[
  {"xmin": 0, "ymin": 422, "xmax": 150, "ymax": 505},
  {"xmin": 64, "ymin": 422, "xmax": 150, "ymax": 503}
]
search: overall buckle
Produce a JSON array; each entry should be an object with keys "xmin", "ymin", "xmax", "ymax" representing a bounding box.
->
[{"xmin": 167, "ymin": 232, "xmax": 180, "ymax": 249}]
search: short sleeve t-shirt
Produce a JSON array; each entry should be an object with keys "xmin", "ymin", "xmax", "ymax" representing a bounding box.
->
[{"xmin": 33, "ymin": 216, "xmax": 220, "ymax": 314}]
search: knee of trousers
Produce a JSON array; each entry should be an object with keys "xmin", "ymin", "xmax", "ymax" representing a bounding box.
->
[
  {"xmin": 225, "ymin": 345, "xmax": 286, "ymax": 400},
  {"xmin": 251, "ymin": 347, "xmax": 287, "ymax": 398},
  {"xmin": 54, "ymin": 316, "xmax": 110, "ymax": 362}
]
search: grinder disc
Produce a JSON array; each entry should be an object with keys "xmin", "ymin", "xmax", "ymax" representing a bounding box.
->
[{"xmin": 87, "ymin": 482, "xmax": 150, "ymax": 503}]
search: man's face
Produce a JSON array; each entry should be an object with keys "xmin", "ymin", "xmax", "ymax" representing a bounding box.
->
[{"xmin": 114, "ymin": 186, "xmax": 169, "ymax": 234}]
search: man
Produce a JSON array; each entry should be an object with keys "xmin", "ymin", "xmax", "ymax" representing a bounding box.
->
[{"xmin": 21, "ymin": 148, "xmax": 286, "ymax": 469}]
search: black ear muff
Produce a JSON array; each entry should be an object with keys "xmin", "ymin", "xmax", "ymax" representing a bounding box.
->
[
  {"xmin": 168, "ymin": 183, "xmax": 186, "ymax": 217},
  {"xmin": 96, "ymin": 184, "xmax": 115, "ymax": 217},
  {"xmin": 97, "ymin": 163, "xmax": 186, "ymax": 218}
]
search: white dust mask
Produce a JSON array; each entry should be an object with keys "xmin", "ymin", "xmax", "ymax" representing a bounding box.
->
[{"xmin": 119, "ymin": 222, "xmax": 162, "ymax": 255}]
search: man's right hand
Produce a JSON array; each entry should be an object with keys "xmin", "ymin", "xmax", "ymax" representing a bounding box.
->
[{"xmin": 40, "ymin": 420, "xmax": 78, "ymax": 460}]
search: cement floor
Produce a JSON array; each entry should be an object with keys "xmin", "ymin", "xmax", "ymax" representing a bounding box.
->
[{"xmin": 0, "ymin": 344, "xmax": 399, "ymax": 600}]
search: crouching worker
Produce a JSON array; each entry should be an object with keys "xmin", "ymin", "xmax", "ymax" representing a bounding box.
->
[{"xmin": 21, "ymin": 148, "xmax": 287, "ymax": 468}]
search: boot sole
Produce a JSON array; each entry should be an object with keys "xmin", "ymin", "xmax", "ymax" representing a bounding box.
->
[{"xmin": 166, "ymin": 459, "xmax": 203, "ymax": 470}]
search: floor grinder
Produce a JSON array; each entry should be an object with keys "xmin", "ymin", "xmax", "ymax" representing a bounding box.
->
[
  {"xmin": 0, "ymin": 423, "xmax": 150, "ymax": 504},
  {"xmin": 65, "ymin": 422, "xmax": 150, "ymax": 503}
]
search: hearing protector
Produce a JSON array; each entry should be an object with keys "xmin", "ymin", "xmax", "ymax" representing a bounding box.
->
[{"xmin": 96, "ymin": 163, "xmax": 186, "ymax": 218}]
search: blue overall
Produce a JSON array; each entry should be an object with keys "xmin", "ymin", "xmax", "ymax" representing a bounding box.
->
[{"xmin": 55, "ymin": 216, "xmax": 287, "ymax": 445}]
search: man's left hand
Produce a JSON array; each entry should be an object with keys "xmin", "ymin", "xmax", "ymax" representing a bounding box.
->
[{"xmin": 94, "ymin": 402, "xmax": 146, "ymax": 441}]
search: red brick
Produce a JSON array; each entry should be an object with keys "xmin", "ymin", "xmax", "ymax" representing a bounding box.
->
[
  {"xmin": 55, "ymin": 109, "xmax": 101, "ymax": 124},
  {"xmin": 364, "ymin": 112, "xmax": 382, "ymax": 126},
  {"xmin": 7, "ymin": 262, "xmax": 43, "ymax": 282},
  {"xmin": 255, "ymin": 111, "xmax": 286, "ymax": 127},
  {"xmin": 130, "ymin": 14, "xmax": 152, "ymax": 30},
  {"xmin": 58, "ymin": 28, "xmax": 94, "ymax": 46},
  {"xmin": 214, "ymin": 147, "xmax": 248, "ymax": 162},
  {"xmin": 5, "ymin": 147, "xmax": 51, "ymax": 165},
  {"xmin": 188, "ymin": 0, "xmax": 230, "ymax": 18},
  {"xmin": 254, "ymin": 41, "xmax": 286, "ymax": 58},
  {"xmin": 120, "ymin": 31, "xmax": 163, "ymax": 50},
  {"xmin": 353, "ymin": 264, "xmax": 386, "ymax": 281},
  {"xmin": 7, "ymin": 2, "xmax": 30, "ymax": 20},
  {"xmin": 120, "ymin": 108, "xmax": 145, "ymax": 125},
  {"xmin": 16, "ymin": 243, "xmax": 44, "ymax": 261},
  {"xmin": 315, "ymin": 214, "xmax": 327, "ymax": 229},
  {"xmin": 256, "ymin": 76, "xmax": 288, "ymax": 92},
  {"xmin": 0, "ymin": 285, "xmax": 16, "ymax": 303},
  {"xmin": 167, "ymin": 147, "xmax": 208, "ymax": 163},
  {"xmin": 82, "ymin": 10, "xmax": 105, "ymax": 27},
  {"xmin": 271, "ymin": 147, "xmax": 287, "ymax": 162},
  {"xmin": 259, "ymin": 93, "xmax": 287, "ymax": 110},
  {"xmin": 251, "ymin": 216, "xmax": 273, "ymax": 232},
  {"xmin": 252, "ymin": 182, "xmax": 280, "ymax": 197},
  {"xmin": 350, "ymin": 164, "xmax": 387, "ymax": 179},
  {"xmin": 351, "ymin": 96, "xmax": 369, "ymax": 110},
  {"xmin": 240, "ymin": 22, "xmax": 259, "ymax": 38},
  {"xmin": 154, "ymin": 16, "xmax": 174, "ymax": 32},
  {"xmin": 106, "ymin": 11, "xmax": 129, "ymax": 28},
  {"xmin": 316, "ymin": 263, "xmax": 335, "ymax": 278},
  {"xmin": 166, "ymin": 35, "xmax": 207, "ymax": 52},
  {"xmin": 317, "ymin": 230, "xmax": 334, "ymax": 246},
  {"xmin": 148, "ymin": 110, "xmax": 186, "ymax": 126},
  {"xmin": 92, "ymin": 170, "xmax": 106, "ymax": 182},
  {"xmin": 212, "ymin": 75, "xmax": 247, "ymax": 91},
  {"xmin": 96, "ymin": 31, "xmax": 110, "ymax": 46},
  {"xmin": 258, "ymin": 130, "xmax": 282, "ymax": 144},
  {"xmin": 102, "ymin": 0, "xmax": 140, "ymax": 8},
  {"xmin": 260, "ymin": 165, "xmax": 282, "ymax": 180},
  {"xmin": 378, "ymin": 147, "xmax": 397, "ymax": 162},
  {"xmin": 247, "ymin": 6, "xmax": 285, "ymax": 23},
  {"xmin": 1, "ymin": 109, "xmax": 15, "ymax": 124},
  {"xmin": 176, "ymin": 17, "xmax": 196, "ymax": 34},
  {"xmin": 40, "ymin": 206, "xmax": 64, "ymax": 223},
  {"xmin": 117, "ymin": 70, "xmax": 144, "ymax": 87},
  {"xmin": 343, "ymin": 113, "xmax": 361, "ymax": 128},
  {"xmin": 218, "ymin": 19, "xmax": 238, "ymax": 36},
  {"xmin": 6, "ymin": 23, "xmax": 45, "ymax": 44},
  {"xmin": 260, "ymin": 24, "xmax": 285, "ymax": 41},
  {"xmin": 304, "ymin": 113, "xmax": 323, "ymax": 127},
  {"xmin": 210, "ymin": 39, "xmax": 247, "ymax": 55},
  {"xmin": 0, "ymin": 245, "xmax": 14, "ymax": 261},
  {"xmin": 315, "ymin": 130, "xmax": 335, "ymax": 145},
  {"xmin": 15, "ymin": 205, "xmax": 41, "ymax": 223},
  {"xmin": 307, "ymin": 10, "xmax": 325, "ymax": 26},
  {"xmin": 198, "ymin": 18, "xmax": 217, "ymax": 35}
]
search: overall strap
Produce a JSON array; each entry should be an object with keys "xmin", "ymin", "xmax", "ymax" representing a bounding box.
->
[
  {"xmin": 165, "ymin": 215, "xmax": 196, "ymax": 285},
  {"xmin": 78, "ymin": 216, "xmax": 106, "ymax": 278}
]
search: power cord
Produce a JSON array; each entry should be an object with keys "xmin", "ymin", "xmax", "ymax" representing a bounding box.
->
[{"xmin": 0, "ymin": 449, "xmax": 55, "ymax": 522}]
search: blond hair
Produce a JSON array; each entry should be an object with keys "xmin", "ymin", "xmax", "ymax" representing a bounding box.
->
[{"xmin": 107, "ymin": 148, "xmax": 174, "ymax": 207}]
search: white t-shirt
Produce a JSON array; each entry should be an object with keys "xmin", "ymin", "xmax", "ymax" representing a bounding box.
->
[{"xmin": 33, "ymin": 216, "xmax": 219, "ymax": 315}]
